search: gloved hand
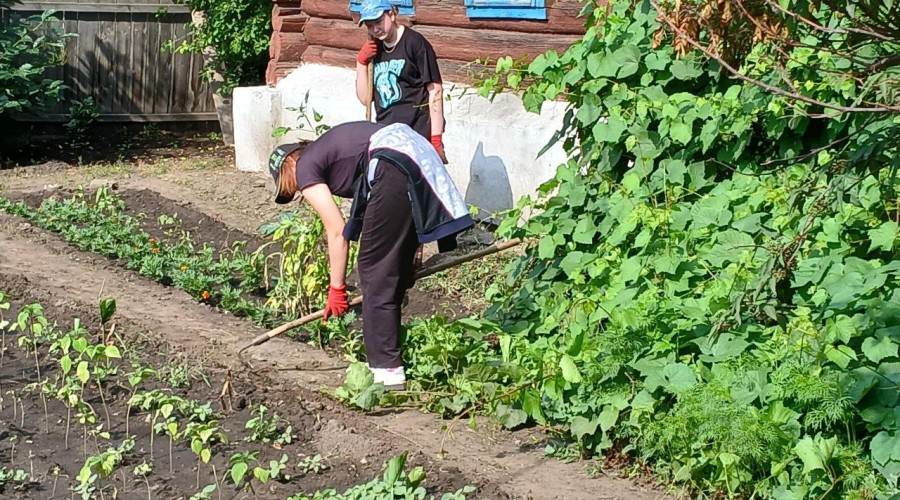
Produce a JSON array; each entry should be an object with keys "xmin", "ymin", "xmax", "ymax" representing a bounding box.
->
[
  {"xmin": 357, "ymin": 40, "xmax": 378, "ymax": 66},
  {"xmin": 323, "ymin": 284, "xmax": 349, "ymax": 320},
  {"xmin": 430, "ymin": 134, "xmax": 448, "ymax": 164}
]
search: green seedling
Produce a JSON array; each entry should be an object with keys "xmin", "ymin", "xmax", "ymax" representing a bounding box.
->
[
  {"xmin": 244, "ymin": 404, "xmax": 295, "ymax": 445},
  {"xmin": 227, "ymin": 451, "xmax": 289, "ymax": 490},
  {"xmin": 76, "ymin": 437, "xmax": 134, "ymax": 500},
  {"xmin": 132, "ymin": 462, "xmax": 153, "ymax": 500},
  {"xmin": 189, "ymin": 483, "xmax": 217, "ymax": 500},
  {"xmin": 298, "ymin": 454, "xmax": 328, "ymax": 475},
  {"xmin": 0, "ymin": 467, "xmax": 32, "ymax": 492},
  {"xmin": 0, "ymin": 291, "xmax": 10, "ymax": 370},
  {"xmin": 185, "ymin": 420, "xmax": 228, "ymax": 487}
]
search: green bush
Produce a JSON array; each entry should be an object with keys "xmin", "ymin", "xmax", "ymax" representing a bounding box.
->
[
  {"xmin": 0, "ymin": 6, "xmax": 71, "ymax": 115},
  {"xmin": 377, "ymin": 0, "xmax": 900, "ymax": 497},
  {"xmin": 165, "ymin": 0, "xmax": 271, "ymax": 95}
]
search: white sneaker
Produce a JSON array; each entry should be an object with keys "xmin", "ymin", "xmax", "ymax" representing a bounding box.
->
[{"xmin": 371, "ymin": 366, "xmax": 406, "ymax": 391}]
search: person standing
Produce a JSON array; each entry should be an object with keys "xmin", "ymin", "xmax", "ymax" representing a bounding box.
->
[
  {"xmin": 268, "ymin": 121, "xmax": 473, "ymax": 390},
  {"xmin": 354, "ymin": 0, "xmax": 448, "ymax": 163}
]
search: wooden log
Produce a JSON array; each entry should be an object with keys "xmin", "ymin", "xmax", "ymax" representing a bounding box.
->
[
  {"xmin": 301, "ymin": 0, "xmax": 353, "ymax": 20},
  {"xmin": 411, "ymin": 0, "xmax": 587, "ymax": 35},
  {"xmin": 267, "ymin": 60, "xmax": 302, "ymax": 85},
  {"xmin": 303, "ymin": 18, "xmax": 369, "ymax": 50},
  {"xmin": 301, "ymin": 45, "xmax": 491, "ymax": 84},
  {"xmin": 303, "ymin": 17, "xmax": 580, "ymax": 62},
  {"xmin": 270, "ymin": 31, "xmax": 309, "ymax": 61},
  {"xmin": 273, "ymin": 6, "xmax": 303, "ymax": 18},
  {"xmin": 273, "ymin": 13, "xmax": 309, "ymax": 33},
  {"xmin": 302, "ymin": 0, "xmax": 413, "ymax": 24}
]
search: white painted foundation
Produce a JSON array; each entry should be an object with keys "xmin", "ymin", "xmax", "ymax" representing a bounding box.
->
[{"xmin": 233, "ymin": 63, "xmax": 568, "ymax": 218}]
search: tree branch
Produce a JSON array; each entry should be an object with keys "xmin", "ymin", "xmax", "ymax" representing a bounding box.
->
[{"xmin": 652, "ymin": 1, "xmax": 900, "ymax": 114}]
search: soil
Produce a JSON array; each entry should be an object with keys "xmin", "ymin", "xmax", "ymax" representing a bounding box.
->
[{"xmin": 0, "ymin": 135, "xmax": 668, "ymax": 500}]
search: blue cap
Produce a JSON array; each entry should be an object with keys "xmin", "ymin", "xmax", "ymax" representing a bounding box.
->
[{"xmin": 358, "ymin": 0, "xmax": 393, "ymax": 26}]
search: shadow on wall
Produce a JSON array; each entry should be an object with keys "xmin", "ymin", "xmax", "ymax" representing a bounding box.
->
[{"xmin": 464, "ymin": 142, "xmax": 513, "ymax": 222}]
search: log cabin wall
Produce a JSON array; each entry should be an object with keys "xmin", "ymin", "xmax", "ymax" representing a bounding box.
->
[{"xmin": 267, "ymin": 0, "xmax": 588, "ymax": 86}]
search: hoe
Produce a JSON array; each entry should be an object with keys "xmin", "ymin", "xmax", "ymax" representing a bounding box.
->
[{"xmin": 237, "ymin": 238, "xmax": 522, "ymax": 354}]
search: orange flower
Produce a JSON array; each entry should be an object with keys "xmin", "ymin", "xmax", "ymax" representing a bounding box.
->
[
  {"xmin": 149, "ymin": 237, "xmax": 157, "ymax": 244},
  {"xmin": 151, "ymin": 247, "xmax": 159, "ymax": 254},
  {"xmin": 200, "ymin": 290, "xmax": 211, "ymax": 300}
]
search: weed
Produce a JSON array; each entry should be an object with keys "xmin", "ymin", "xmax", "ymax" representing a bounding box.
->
[
  {"xmin": 298, "ymin": 454, "xmax": 328, "ymax": 475},
  {"xmin": 272, "ymin": 90, "xmax": 331, "ymax": 139},
  {"xmin": 244, "ymin": 403, "xmax": 294, "ymax": 445},
  {"xmin": 65, "ymin": 97, "xmax": 99, "ymax": 150},
  {"xmin": 76, "ymin": 437, "xmax": 135, "ymax": 500},
  {"xmin": 190, "ymin": 483, "xmax": 218, "ymax": 500},
  {"xmin": 227, "ymin": 451, "xmax": 291, "ymax": 489},
  {"xmin": 0, "ymin": 468, "xmax": 32, "ymax": 492},
  {"xmin": 288, "ymin": 452, "xmax": 475, "ymax": 500}
]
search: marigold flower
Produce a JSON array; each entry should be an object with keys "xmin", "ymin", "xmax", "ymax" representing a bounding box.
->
[
  {"xmin": 181, "ymin": 264, "xmax": 188, "ymax": 271},
  {"xmin": 151, "ymin": 247, "xmax": 159, "ymax": 254},
  {"xmin": 200, "ymin": 290, "xmax": 211, "ymax": 300}
]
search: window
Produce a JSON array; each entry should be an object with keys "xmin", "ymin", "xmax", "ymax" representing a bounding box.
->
[
  {"xmin": 464, "ymin": 0, "xmax": 547, "ymax": 20},
  {"xmin": 349, "ymin": 0, "xmax": 415, "ymax": 17}
]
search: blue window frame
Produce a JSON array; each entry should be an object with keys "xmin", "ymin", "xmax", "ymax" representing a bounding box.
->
[
  {"xmin": 349, "ymin": 0, "xmax": 415, "ymax": 17},
  {"xmin": 464, "ymin": 0, "xmax": 546, "ymax": 20}
]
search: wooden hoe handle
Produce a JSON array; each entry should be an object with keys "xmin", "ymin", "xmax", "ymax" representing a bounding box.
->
[{"xmin": 238, "ymin": 238, "xmax": 522, "ymax": 353}]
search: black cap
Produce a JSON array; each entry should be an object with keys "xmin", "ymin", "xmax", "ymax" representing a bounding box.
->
[{"xmin": 268, "ymin": 143, "xmax": 304, "ymax": 204}]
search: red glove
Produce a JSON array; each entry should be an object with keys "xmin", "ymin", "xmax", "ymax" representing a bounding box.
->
[
  {"xmin": 430, "ymin": 134, "xmax": 448, "ymax": 164},
  {"xmin": 323, "ymin": 284, "xmax": 349, "ymax": 320},
  {"xmin": 357, "ymin": 40, "xmax": 378, "ymax": 66}
]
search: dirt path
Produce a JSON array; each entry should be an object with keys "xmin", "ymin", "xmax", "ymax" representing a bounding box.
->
[{"xmin": 0, "ymin": 161, "xmax": 667, "ymax": 499}]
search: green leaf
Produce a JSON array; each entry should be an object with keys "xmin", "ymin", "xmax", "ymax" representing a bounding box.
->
[
  {"xmin": 669, "ymin": 121, "xmax": 692, "ymax": 145},
  {"xmin": 201, "ymin": 448, "xmax": 211, "ymax": 463},
  {"xmin": 104, "ymin": 345, "xmax": 121, "ymax": 359},
  {"xmin": 230, "ymin": 462, "xmax": 248, "ymax": 485},
  {"xmin": 592, "ymin": 114, "xmax": 627, "ymax": 143},
  {"xmin": 614, "ymin": 45, "xmax": 641, "ymax": 78},
  {"xmin": 670, "ymin": 58, "xmax": 703, "ymax": 80},
  {"xmin": 496, "ymin": 403, "xmax": 528, "ymax": 429},
  {"xmin": 99, "ymin": 298, "xmax": 116, "ymax": 324},
  {"xmin": 559, "ymin": 251, "xmax": 586, "ymax": 277},
  {"xmin": 77, "ymin": 361, "xmax": 90, "ymax": 384},
  {"xmin": 573, "ymin": 217, "xmax": 597, "ymax": 245},
  {"xmin": 384, "ymin": 452, "xmax": 408, "ymax": 484},
  {"xmin": 598, "ymin": 406, "xmax": 619, "ymax": 432},
  {"xmin": 862, "ymin": 336, "xmax": 898, "ymax": 363},
  {"xmin": 60, "ymin": 355, "xmax": 73, "ymax": 374},
  {"xmin": 824, "ymin": 344, "xmax": 857, "ymax": 369},
  {"xmin": 587, "ymin": 51, "xmax": 617, "ymax": 78},
  {"xmin": 871, "ymin": 431, "xmax": 900, "ymax": 467},
  {"xmin": 661, "ymin": 363, "xmax": 696, "ymax": 393},
  {"xmin": 794, "ymin": 436, "xmax": 827, "ymax": 474},
  {"xmin": 570, "ymin": 416, "xmax": 599, "ymax": 441},
  {"xmin": 559, "ymin": 354, "xmax": 582, "ymax": 383},
  {"xmin": 538, "ymin": 236, "xmax": 558, "ymax": 259},
  {"xmin": 351, "ymin": 383, "xmax": 384, "ymax": 410},
  {"xmin": 869, "ymin": 221, "xmax": 898, "ymax": 252}
]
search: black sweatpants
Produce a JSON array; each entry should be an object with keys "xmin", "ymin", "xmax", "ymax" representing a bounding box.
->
[{"xmin": 358, "ymin": 160, "xmax": 419, "ymax": 369}]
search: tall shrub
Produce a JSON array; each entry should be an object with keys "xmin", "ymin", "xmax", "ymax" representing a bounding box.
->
[
  {"xmin": 468, "ymin": 0, "xmax": 900, "ymax": 496},
  {"xmin": 165, "ymin": 0, "xmax": 271, "ymax": 96},
  {"xmin": 0, "ymin": 5, "xmax": 71, "ymax": 115}
]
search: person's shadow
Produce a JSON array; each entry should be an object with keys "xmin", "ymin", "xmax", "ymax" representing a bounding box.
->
[{"xmin": 464, "ymin": 142, "xmax": 513, "ymax": 223}]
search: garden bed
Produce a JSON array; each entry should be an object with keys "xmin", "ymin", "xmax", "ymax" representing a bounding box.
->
[{"xmin": 0, "ymin": 273, "xmax": 491, "ymax": 499}]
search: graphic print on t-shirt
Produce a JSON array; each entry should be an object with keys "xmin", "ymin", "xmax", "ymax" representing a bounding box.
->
[{"xmin": 374, "ymin": 59, "xmax": 406, "ymax": 109}]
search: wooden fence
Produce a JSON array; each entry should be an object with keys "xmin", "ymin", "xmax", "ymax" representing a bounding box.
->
[{"xmin": 7, "ymin": 0, "xmax": 217, "ymax": 122}]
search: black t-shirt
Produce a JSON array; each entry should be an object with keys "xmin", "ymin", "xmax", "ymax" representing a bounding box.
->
[
  {"xmin": 295, "ymin": 121, "xmax": 386, "ymax": 198},
  {"xmin": 373, "ymin": 28, "xmax": 442, "ymax": 139}
]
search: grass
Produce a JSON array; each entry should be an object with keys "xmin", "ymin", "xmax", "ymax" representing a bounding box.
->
[{"xmin": 416, "ymin": 251, "xmax": 515, "ymax": 311}]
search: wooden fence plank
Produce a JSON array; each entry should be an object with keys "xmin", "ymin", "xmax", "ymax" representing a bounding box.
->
[{"xmin": 10, "ymin": 1, "xmax": 220, "ymax": 122}]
